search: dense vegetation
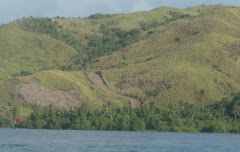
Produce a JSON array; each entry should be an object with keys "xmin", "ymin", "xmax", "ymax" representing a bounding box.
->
[
  {"xmin": 0, "ymin": 115, "xmax": 14, "ymax": 128},
  {"xmin": 1, "ymin": 93, "xmax": 237, "ymax": 133}
]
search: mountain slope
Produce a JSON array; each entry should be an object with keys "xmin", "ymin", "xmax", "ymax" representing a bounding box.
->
[
  {"xmin": 0, "ymin": 23, "xmax": 78, "ymax": 80},
  {"xmin": 0, "ymin": 70, "xmax": 129, "ymax": 111},
  {"xmin": 90, "ymin": 6, "xmax": 240, "ymax": 105},
  {"xmin": 0, "ymin": 5, "xmax": 239, "ymax": 116},
  {"xmin": 86, "ymin": 71, "xmax": 142, "ymax": 108}
]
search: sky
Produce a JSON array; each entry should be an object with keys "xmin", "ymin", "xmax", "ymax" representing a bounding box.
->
[{"xmin": 0, "ymin": 0, "xmax": 240, "ymax": 24}]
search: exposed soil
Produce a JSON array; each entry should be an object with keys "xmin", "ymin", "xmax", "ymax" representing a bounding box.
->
[
  {"xmin": 16, "ymin": 83, "xmax": 85, "ymax": 109},
  {"xmin": 85, "ymin": 71, "xmax": 142, "ymax": 108}
]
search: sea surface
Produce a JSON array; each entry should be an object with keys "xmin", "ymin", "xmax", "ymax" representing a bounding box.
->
[{"xmin": 0, "ymin": 129, "xmax": 239, "ymax": 152}]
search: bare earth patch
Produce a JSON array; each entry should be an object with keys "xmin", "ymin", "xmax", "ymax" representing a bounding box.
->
[{"xmin": 16, "ymin": 82, "xmax": 85, "ymax": 109}]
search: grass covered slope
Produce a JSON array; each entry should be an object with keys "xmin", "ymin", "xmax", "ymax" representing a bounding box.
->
[
  {"xmin": 0, "ymin": 5, "xmax": 239, "ymax": 114},
  {"xmin": 13, "ymin": 6, "xmax": 198, "ymax": 68},
  {"xmin": 0, "ymin": 70, "xmax": 128, "ymax": 110},
  {"xmin": 91, "ymin": 6, "xmax": 240, "ymax": 105},
  {"xmin": 0, "ymin": 5, "xmax": 226, "ymax": 79},
  {"xmin": 0, "ymin": 23, "xmax": 78, "ymax": 80},
  {"xmin": 2, "ymin": 5, "xmax": 240, "ymax": 129},
  {"xmin": 0, "ymin": 5, "xmax": 208, "ymax": 115}
]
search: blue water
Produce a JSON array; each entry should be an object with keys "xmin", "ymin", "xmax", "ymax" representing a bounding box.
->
[{"xmin": 0, "ymin": 129, "xmax": 239, "ymax": 152}]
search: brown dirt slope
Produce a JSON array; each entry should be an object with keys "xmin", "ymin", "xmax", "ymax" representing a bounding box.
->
[
  {"xmin": 16, "ymin": 82, "xmax": 85, "ymax": 109},
  {"xmin": 85, "ymin": 71, "xmax": 142, "ymax": 108}
]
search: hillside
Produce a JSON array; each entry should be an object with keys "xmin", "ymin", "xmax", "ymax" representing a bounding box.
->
[
  {"xmin": 0, "ymin": 23, "xmax": 78, "ymax": 80},
  {"xmin": 0, "ymin": 5, "xmax": 240, "ymax": 121},
  {"xmin": 91, "ymin": 6, "xmax": 240, "ymax": 105}
]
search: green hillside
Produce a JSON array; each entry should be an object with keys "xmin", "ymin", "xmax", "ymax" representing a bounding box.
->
[
  {"xmin": 14, "ymin": 6, "xmax": 199, "ymax": 69},
  {"xmin": 1, "ymin": 70, "xmax": 128, "ymax": 108},
  {"xmin": 1, "ymin": 5, "xmax": 240, "ymax": 123},
  {"xmin": 0, "ymin": 23, "xmax": 78, "ymax": 80},
  {"xmin": 91, "ymin": 6, "xmax": 240, "ymax": 105}
]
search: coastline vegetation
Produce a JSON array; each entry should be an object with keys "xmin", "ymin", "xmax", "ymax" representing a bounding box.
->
[{"xmin": 1, "ymin": 93, "xmax": 240, "ymax": 133}]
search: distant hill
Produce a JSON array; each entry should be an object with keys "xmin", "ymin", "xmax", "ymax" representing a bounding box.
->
[{"xmin": 0, "ymin": 5, "xmax": 239, "ymax": 119}]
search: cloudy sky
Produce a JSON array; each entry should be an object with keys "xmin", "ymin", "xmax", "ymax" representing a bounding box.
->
[{"xmin": 0, "ymin": 0, "xmax": 240, "ymax": 24}]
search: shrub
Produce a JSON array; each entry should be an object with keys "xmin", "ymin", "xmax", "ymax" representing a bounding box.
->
[{"xmin": 20, "ymin": 71, "xmax": 32, "ymax": 76}]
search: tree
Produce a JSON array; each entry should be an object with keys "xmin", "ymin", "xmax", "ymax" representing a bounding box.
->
[
  {"xmin": 130, "ymin": 118, "xmax": 146, "ymax": 131},
  {"xmin": 11, "ymin": 107, "xmax": 18, "ymax": 125},
  {"xmin": 232, "ymin": 105, "xmax": 240, "ymax": 123},
  {"xmin": 231, "ymin": 93, "xmax": 240, "ymax": 123},
  {"xmin": 199, "ymin": 89, "xmax": 205, "ymax": 108},
  {"xmin": 175, "ymin": 37, "xmax": 180, "ymax": 42}
]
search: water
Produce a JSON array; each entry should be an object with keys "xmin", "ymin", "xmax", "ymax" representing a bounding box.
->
[{"xmin": 0, "ymin": 129, "xmax": 239, "ymax": 152}]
